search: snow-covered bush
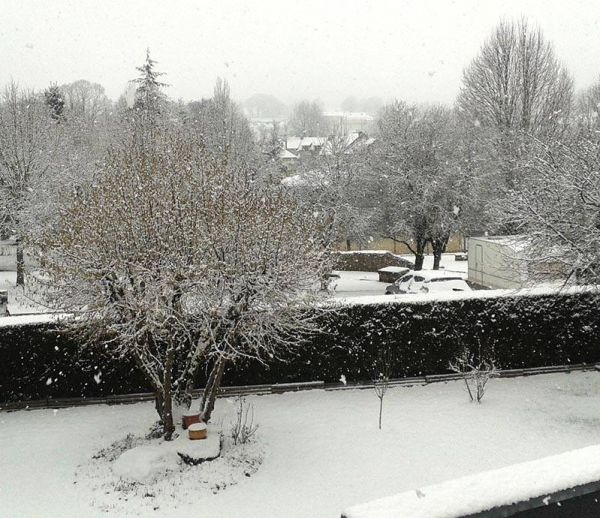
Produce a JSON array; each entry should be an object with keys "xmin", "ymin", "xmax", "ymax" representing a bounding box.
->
[
  {"xmin": 230, "ymin": 397, "xmax": 259, "ymax": 445},
  {"xmin": 449, "ymin": 346, "xmax": 498, "ymax": 403}
]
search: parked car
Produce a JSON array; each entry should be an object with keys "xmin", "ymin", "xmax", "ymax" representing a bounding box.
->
[{"xmin": 385, "ymin": 270, "xmax": 471, "ymax": 295}]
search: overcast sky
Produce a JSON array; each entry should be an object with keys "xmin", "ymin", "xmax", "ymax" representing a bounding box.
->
[{"xmin": 2, "ymin": 0, "xmax": 600, "ymax": 109}]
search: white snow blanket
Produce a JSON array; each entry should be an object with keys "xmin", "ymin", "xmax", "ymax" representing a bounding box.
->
[
  {"xmin": 343, "ymin": 444, "xmax": 600, "ymax": 518},
  {"xmin": 113, "ymin": 429, "xmax": 221, "ymax": 482}
]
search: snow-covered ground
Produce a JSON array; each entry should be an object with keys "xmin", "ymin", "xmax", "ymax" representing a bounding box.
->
[
  {"xmin": 0, "ymin": 271, "xmax": 48, "ymax": 314},
  {"xmin": 2, "ymin": 371, "xmax": 600, "ymax": 518},
  {"xmin": 332, "ymin": 253, "xmax": 468, "ymax": 298},
  {"xmin": 331, "ymin": 270, "xmax": 383, "ymax": 298}
]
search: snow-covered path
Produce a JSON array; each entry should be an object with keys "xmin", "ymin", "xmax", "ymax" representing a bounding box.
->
[{"xmin": 2, "ymin": 372, "xmax": 600, "ymax": 518}]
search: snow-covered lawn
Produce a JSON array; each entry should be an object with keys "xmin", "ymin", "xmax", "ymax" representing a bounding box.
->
[
  {"xmin": 332, "ymin": 270, "xmax": 383, "ymax": 298},
  {"xmin": 2, "ymin": 372, "xmax": 600, "ymax": 518},
  {"xmin": 0, "ymin": 271, "xmax": 48, "ymax": 314}
]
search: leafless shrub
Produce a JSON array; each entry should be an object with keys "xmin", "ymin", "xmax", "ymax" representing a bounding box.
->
[
  {"xmin": 450, "ymin": 346, "xmax": 498, "ymax": 403},
  {"xmin": 373, "ymin": 347, "xmax": 393, "ymax": 429},
  {"xmin": 230, "ymin": 397, "xmax": 259, "ymax": 445}
]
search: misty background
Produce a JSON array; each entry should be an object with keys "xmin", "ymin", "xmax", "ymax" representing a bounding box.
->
[{"xmin": 3, "ymin": 0, "xmax": 600, "ymax": 111}]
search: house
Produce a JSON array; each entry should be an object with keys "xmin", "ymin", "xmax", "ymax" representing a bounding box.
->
[{"xmin": 285, "ymin": 136, "xmax": 327, "ymax": 159}]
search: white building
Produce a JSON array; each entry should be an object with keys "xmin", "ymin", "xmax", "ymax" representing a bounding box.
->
[{"xmin": 468, "ymin": 236, "xmax": 529, "ymax": 289}]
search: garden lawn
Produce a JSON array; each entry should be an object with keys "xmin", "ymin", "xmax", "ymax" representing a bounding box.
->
[{"xmin": 1, "ymin": 371, "xmax": 600, "ymax": 518}]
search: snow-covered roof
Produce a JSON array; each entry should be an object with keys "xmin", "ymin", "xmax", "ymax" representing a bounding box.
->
[
  {"xmin": 469, "ymin": 235, "xmax": 530, "ymax": 252},
  {"xmin": 286, "ymin": 137, "xmax": 302, "ymax": 151},
  {"xmin": 320, "ymin": 133, "xmax": 363, "ymax": 155},
  {"xmin": 377, "ymin": 266, "xmax": 409, "ymax": 273},
  {"xmin": 300, "ymin": 136, "xmax": 326, "ymax": 148},
  {"xmin": 278, "ymin": 148, "xmax": 298, "ymax": 160}
]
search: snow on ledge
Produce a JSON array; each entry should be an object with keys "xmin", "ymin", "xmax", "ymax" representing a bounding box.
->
[
  {"xmin": 377, "ymin": 266, "xmax": 409, "ymax": 273},
  {"xmin": 336, "ymin": 250, "xmax": 402, "ymax": 255},
  {"xmin": 342, "ymin": 444, "xmax": 600, "ymax": 518},
  {"xmin": 335, "ymin": 284, "xmax": 599, "ymax": 307},
  {"xmin": 0, "ymin": 313, "xmax": 67, "ymax": 328}
]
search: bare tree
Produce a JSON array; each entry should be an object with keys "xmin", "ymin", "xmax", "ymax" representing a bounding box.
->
[
  {"xmin": 575, "ymin": 77, "xmax": 600, "ymax": 130},
  {"xmin": 186, "ymin": 78, "xmax": 259, "ymax": 174},
  {"xmin": 458, "ymin": 18, "xmax": 572, "ymax": 138},
  {"xmin": 288, "ymin": 100, "xmax": 325, "ymax": 136},
  {"xmin": 457, "ymin": 19, "xmax": 573, "ymax": 235},
  {"xmin": 373, "ymin": 102, "xmax": 475, "ymax": 269},
  {"xmin": 502, "ymin": 131, "xmax": 600, "ymax": 284},
  {"xmin": 35, "ymin": 132, "xmax": 330, "ymax": 439},
  {"xmin": 0, "ymin": 83, "xmax": 60, "ymax": 285},
  {"xmin": 373, "ymin": 347, "xmax": 392, "ymax": 430},
  {"xmin": 59, "ymin": 79, "xmax": 111, "ymax": 125},
  {"xmin": 284, "ymin": 132, "xmax": 377, "ymax": 252}
]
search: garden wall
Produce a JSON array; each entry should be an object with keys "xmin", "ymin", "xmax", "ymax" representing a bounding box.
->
[{"xmin": 1, "ymin": 290, "xmax": 600, "ymax": 403}]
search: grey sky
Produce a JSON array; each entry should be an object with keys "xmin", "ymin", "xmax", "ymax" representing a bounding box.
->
[{"xmin": 2, "ymin": 0, "xmax": 600, "ymax": 109}]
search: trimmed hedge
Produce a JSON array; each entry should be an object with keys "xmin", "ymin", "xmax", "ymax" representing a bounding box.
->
[
  {"xmin": 1, "ymin": 291, "xmax": 600, "ymax": 403},
  {"xmin": 331, "ymin": 251, "xmax": 413, "ymax": 272}
]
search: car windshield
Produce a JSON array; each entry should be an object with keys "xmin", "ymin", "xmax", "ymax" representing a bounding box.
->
[
  {"xmin": 398, "ymin": 275, "xmax": 412, "ymax": 284},
  {"xmin": 413, "ymin": 276, "xmax": 425, "ymax": 282}
]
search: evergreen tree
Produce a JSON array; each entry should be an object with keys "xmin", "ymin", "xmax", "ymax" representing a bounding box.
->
[
  {"xmin": 43, "ymin": 84, "xmax": 65, "ymax": 121},
  {"xmin": 130, "ymin": 49, "xmax": 169, "ymax": 139}
]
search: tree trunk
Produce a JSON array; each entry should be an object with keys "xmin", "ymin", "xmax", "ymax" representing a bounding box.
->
[
  {"xmin": 431, "ymin": 236, "xmax": 449, "ymax": 270},
  {"xmin": 413, "ymin": 238, "xmax": 427, "ymax": 271},
  {"xmin": 179, "ymin": 347, "xmax": 207, "ymax": 409},
  {"xmin": 200, "ymin": 357, "xmax": 227, "ymax": 422},
  {"xmin": 414, "ymin": 253, "xmax": 424, "ymax": 271},
  {"xmin": 16, "ymin": 241, "xmax": 24, "ymax": 287},
  {"xmin": 155, "ymin": 391, "xmax": 164, "ymax": 422},
  {"xmin": 161, "ymin": 350, "xmax": 175, "ymax": 440}
]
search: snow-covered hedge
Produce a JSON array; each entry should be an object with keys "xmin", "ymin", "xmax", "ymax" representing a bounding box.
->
[
  {"xmin": 1, "ymin": 290, "xmax": 600, "ymax": 402},
  {"xmin": 0, "ymin": 321, "xmax": 148, "ymax": 402},
  {"xmin": 332, "ymin": 251, "xmax": 413, "ymax": 272},
  {"xmin": 274, "ymin": 289, "xmax": 600, "ymax": 384}
]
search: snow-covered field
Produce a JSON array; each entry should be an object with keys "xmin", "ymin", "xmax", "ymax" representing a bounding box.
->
[{"xmin": 2, "ymin": 371, "xmax": 600, "ymax": 518}]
